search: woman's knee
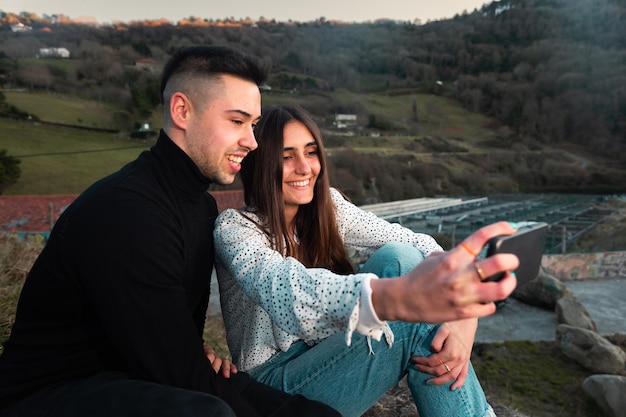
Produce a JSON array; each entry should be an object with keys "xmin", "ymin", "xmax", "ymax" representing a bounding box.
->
[{"xmin": 360, "ymin": 242, "xmax": 425, "ymax": 277}]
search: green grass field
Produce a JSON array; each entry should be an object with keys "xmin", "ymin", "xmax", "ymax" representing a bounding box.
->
[
  {"xmin": 1, "ymin": 89, "xmax": 503, "ymax": 195},
  {"xmin": 263, "ymin": 89, "xmax": 498, "ymax": 146},
  {"xmin": 1, "ymin": 118, "xmax": 152, "ymax": 195},
  {"xmin": 3, "ymin": 91, "xmax": 124, "ymax": 129}
]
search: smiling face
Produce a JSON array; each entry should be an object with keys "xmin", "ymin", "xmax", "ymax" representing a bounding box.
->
[
  {"xmin": 169, "ymin": 74, "xmax": 262, "ymax": 185},
  {"xmin": 281, "ymin": 120, "xmax": 321, "ymax": 223}
]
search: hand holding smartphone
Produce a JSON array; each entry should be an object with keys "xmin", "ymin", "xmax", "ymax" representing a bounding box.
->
[{"xmin": 483, "ymin": 222, "xmax": 548, "ymax": 286}]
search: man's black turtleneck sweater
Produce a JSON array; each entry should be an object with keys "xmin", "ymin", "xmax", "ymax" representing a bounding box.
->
[{"xmin": 0, "ymin": 131, "xmax": 275, "ymax": 415}]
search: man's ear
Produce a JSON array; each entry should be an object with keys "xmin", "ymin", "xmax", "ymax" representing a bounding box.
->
[{"xmin": 169, "ymin": 92, "xmax": 191, "ymax": 130}]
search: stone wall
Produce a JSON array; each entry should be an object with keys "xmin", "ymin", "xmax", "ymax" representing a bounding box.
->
[{"xmin": 542, "ymin": 252, "xmax": 626, "ymax": 281}]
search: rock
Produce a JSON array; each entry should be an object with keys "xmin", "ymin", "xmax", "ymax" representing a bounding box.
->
[
  {"xmin": 512, "ymin": 269, "xmax": 571, "ymax": 309},
  {"xmin": 582, "ymin": 374, "xmax": 626, "ymax": 417},
  {"xmin": 555, "ymin": 296, "xmax": 597, "ymax": 331},
  {"xmin": 362, "ymin": 378, "xmax": 417, "ymax": 417},
  {"xmin": 556, "ymin": 324, "xmax": 626, "ymax": 374},
  {"xmin": 490, "ymin": 403, "xmax": 531, "ymax": 417}
]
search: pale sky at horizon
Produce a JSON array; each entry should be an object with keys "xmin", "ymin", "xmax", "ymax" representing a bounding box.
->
[{"xmin": 3, "ymin": 0, "xmax": 491, "ymax": 24}]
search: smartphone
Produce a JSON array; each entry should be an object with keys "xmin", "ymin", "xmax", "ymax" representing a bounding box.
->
[{"xmin": 483, "ymin": 222, "xmax": 549, "ymax": 286}]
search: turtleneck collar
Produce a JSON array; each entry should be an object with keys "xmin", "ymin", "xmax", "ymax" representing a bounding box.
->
[{"xmin": 153, "ymin": 130, "xmax": 213, "ymax": 196}]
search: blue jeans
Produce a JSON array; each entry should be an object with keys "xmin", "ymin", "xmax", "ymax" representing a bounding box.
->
[{"xmin": 249, "ymin": 243, "xmax": 494, "ymax": 417}]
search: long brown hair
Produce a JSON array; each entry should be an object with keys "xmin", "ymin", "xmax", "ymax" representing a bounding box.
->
[{"xmin": 240, "ymin": 104, "xmax": 354, "ymax": 274}]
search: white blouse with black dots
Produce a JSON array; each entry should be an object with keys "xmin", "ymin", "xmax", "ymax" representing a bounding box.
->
[{"xmin": 213, "ymin": 187, "xmax": 443, "ymax": 371}]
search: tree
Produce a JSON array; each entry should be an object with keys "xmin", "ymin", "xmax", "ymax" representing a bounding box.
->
[
  {"xmin": 411, "ymin": 98, "xmax": 418, "ymax": 122},
  {"xmin": 0, "ymin": 150, "xmax": 21, "ymax": 195},
  {"xmin": 16, "ymin": 65, "xmax": 54, "ymax": 91}
]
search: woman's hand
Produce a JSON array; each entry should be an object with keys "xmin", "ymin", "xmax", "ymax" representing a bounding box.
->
[
  {"xmin": 371, "ymin": 221, "xmax": 519, "ymax": 324},
  {"xmin": 411, "ymin": 319, "xmax": 477, "ymax": 390},
  {"xmin": 204, "ymin": 345, "xmax": 238, "ymax": 378}
]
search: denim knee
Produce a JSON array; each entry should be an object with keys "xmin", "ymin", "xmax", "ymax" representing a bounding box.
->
[{"xmin": 360, "ymin": 242, "xmax": 425, "ymax": 278}]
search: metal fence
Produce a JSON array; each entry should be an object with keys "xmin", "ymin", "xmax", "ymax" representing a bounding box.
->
[{"xmin": 362, "ymin": 194, "xmax": 613, "ymax": 254}]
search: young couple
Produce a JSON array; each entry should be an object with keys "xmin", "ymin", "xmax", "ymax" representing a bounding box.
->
[{"xmin": 0, "ymin": 45, "xmax": 517, "ymax": 417}]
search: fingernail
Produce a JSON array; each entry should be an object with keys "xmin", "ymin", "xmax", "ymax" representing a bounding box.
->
[
  {"xmin": 508, "ymin": 222, "xmax": 518, "ymax": 229},
  {"xmin": 426, "ymin": 381, "xmax": 434, "ymax": 386},
  {"xmin": 453, "ymin": 387, "xmax": 459, "ymax": 392}
]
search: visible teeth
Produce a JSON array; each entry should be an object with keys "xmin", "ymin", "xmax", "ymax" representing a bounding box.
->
[
  {"xmin": 227, "ymin": 155, "xmax": 244, "ymax": 164},
  {"xmin": 289, "ymin": 180, "xmax": 309, "ymax": 187}
]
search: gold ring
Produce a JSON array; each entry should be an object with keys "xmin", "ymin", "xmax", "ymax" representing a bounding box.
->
[
  {"xmin": 460, "ymin": 242, "xmax": 478, "ymax": 257},
  {"xmin": 436, "ymin": 354, "xmax": 451, "ymax": 372},
  {"xmin": 435, "ymin": 353, "xmax": 450, "ymax": 372},
  {"xmin": 474, "ymin": 261, "xmax": 487, "ymax": 281}
]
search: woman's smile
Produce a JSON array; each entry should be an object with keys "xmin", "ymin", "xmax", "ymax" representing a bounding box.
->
[
  {"xmin": 286, "ymin": 179, "xmax": 311, "ymax": 188},
  {"xmin": 281, "ymin": 120, "xmax": 321, "ymax": 220}
]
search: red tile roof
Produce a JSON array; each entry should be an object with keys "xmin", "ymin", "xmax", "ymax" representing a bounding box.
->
[{"xmin": 0, "ymin": 190, "xmax": 245, "ymax": 234}]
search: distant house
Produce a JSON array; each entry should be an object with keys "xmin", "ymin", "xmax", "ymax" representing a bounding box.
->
[
  {"xmin": 334, "ymin": 114, "xmax": 357, "ymax": 129},
  {"xmin": 37, "ymin": 47, "xmax": 70, "ymax": 59},
  {"xmin": 133, "ymin": 58, "xmax": 162, "ymax": 74},
  {"xmin": 10, "ymin": 23, "xmax": 32, "ymax": 32},
  {"xmin": 130, "ymin": 121, "xmax": 157, "ymax": 140},
  {"xmin": 138, "ymin": 122, "xmax": 152, "ymax": 132}
]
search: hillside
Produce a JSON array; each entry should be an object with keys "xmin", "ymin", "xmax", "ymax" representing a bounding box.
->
[
  {"xmin": 1, "ymin": 0, "xmax": 625, "ymax": 165},
  {"xmin": 2, "ymin": 90, "xmax": 625, "ymax": 204},
  {"xmin": 1, "ymin": 0, "xmax": 626, "ymax": 200}
]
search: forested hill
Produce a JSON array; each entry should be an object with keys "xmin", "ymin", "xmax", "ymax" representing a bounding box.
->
[{"xmin": 1, "ymin": 0, "xmax": 625, "ymax": 161}]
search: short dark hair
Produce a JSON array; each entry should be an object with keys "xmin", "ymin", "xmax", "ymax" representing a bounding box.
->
[{"xmin": 160, "ymin": 45, "xmax": 267, "ymax": 104}]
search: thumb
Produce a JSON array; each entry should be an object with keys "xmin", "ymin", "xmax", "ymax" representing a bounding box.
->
[{"xmin": 430, "ymin": 325, "xmax": 449, "ymax": 352}]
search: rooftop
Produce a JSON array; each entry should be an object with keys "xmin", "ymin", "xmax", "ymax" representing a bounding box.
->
[{"xmin": 0, "ymin": 190, "xmax": 245, "ymax": 235}]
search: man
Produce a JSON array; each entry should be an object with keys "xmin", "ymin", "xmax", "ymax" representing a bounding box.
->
[{"xmin": 0, "ymin": 46, "xmax": 339, "ymax": 417}]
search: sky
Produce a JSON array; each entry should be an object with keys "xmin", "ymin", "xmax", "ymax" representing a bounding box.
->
[{"xmin": 3, "ymin": 0, "xmax": 491, "ymax": 24}]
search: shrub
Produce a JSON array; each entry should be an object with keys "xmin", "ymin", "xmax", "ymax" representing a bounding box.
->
[
  {"xmin": 0, "ymin": 233, "xmax": 40, "ymax": 353},
  {"xmin": 0, "ymin": 150, "xmax": 21, "ymax": 194}
]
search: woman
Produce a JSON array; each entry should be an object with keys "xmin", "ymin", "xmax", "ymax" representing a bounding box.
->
[{"xmin": 214, "ymin": 104, "xmax": 517, "ymax": 416}]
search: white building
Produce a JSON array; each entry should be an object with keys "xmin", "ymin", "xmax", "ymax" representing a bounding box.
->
[
  {"xmin": 37, "ymin": 48, "xmax": 71, "ymax": 59},
  {"xmin": 334, "ymin": 114, "xmax": 357, "ymax": 129},
  {"xmin": 10, "ymin": 23, "xmax": 32, "ymax": 32}
]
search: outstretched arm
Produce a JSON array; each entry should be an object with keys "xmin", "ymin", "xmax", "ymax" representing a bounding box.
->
[{"xmin": 370, "ymin": 221, "xmax": 519, "ymax": 323}]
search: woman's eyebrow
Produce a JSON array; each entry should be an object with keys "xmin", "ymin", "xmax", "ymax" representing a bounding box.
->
[{"xmin": 283, "ymin": 142, "xmax": 317, "ymax": 151}]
